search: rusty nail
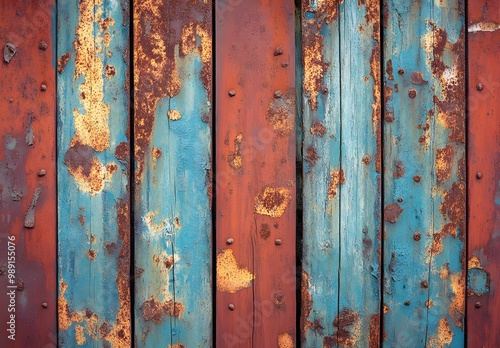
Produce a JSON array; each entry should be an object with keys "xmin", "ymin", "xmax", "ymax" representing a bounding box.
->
[
  {"xmin": 476, "ymin": 83, "xmax": 483, "ymax": 91},
  {"xmin": 274, "ymin": 90, "xmax": 282, "ymax": 99},
  {"xmin": 39, "ymin": 41, "xmax": 48, "ymax": 51},
  {"xmin": 475, "ymin": 301, "xmax": 481, "ymax": 308},
  {"xmin": 281, "ymin": 62, "xmax": 288, "ymax": 67},
  {"xmin": 408, "ymin": 89, "xmax": 417, "ymax": 98},
  {"xmin": 228, "ymin": 303, "xmax": 235, "ymax": 310},
  {"xmin": 421, "ymin": 280, "xmax": 429, "ymax": 288},
  {"xmin": 9, "ymin": 99, "xmax": 13, "ymax": 103},
  {"xmin": 40, "ymin": 84, "xmax": 47, "ymax": 92},
  {"xmin": 398, "ymin": 68, "xmax": 404, "ymax": 75},
  {"xmin": 274, "ymin": 46, "xmax": 283, "ymax": 56},
  {"xmin": 404, "ymin": 301, "xmax": 410, "ymax": 306},
  {"xmin": 413, "ymin": 175, "xmax": 421, "ymax": 183},
  {"xmin": 38, "ymin": 169, "xmax": 46, "ymax": 177},
  {"xmin": 42, "ymin": 302, "xmax": 48, "ymax": 308},
  {"xmin": 397, "ymin": 197, "xmax": 403, "ymax": 202},
  {"xmin": 413, "ymin": 233, "xmax": 421, "ymax": 241},
  {"xmin": 228, "ymin": 89, "xmax": 236, "ymax": 97},
  {"xmin": 476, "ymin": 172, "xmax": 482, "ymax": 179},
  {"xmin": 275, "ymin": 239, "xmax": 282, "ymax": 246},
  {"xmin": 226, "ymin": 237, "xmax": 234, "ymax": 245}
]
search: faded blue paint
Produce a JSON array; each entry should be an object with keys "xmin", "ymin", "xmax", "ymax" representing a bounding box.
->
[
  {"xmin": 134, "ymin": 30, "xmax": 212, "ymax": 348},
  {"xmin": 383, "ymin": 0, "xmax": 465, "ymax": 346},
  {"xmin": 57, "ymin": 0, "xmax": 130, "ymax": 346}
]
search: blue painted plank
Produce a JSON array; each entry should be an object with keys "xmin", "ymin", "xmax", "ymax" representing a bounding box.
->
[
  {"xmin": 382, "ymin": 0, "xmax": 465, "ymax": 346},
  {"xmin": 133, "ymin": 1, "xmax": 212, "ymax": 346},
  {"xmin": 57, "ymin": 0, "xmax": 131, "ymax": 346}
]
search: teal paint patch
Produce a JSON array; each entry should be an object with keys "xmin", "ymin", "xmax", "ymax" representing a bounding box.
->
[{"xmin": 468, "ymin": 268, "xmax": 491, "ymax": 296}]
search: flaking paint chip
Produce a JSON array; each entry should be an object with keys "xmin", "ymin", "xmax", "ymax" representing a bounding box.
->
[
  {"xmin": 216, "ymin": 249, "xmax": 254, "ymax": 293},
  {"xmin": 278, "ymin": 333, "xmax": 294, "ymax": 348},
  {"xmin": 254, "ymin": 187, "xmax": 291, "ymax": 218},
  {"xmin": 168, "ymin": 110, "xmax": 181, "ymax": 120}
]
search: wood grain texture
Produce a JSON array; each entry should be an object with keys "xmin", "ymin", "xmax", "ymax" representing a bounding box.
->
[
  {"xmin": 383, "ymin": 1, "xmax": 465, "ymax": 346},
  {"xmin": 57, "ymin": 0, "xmax": 131, "ymax": 346},
  {"xmin": 133, "ymin": 1, "xmax": 213, "ymax": 346},
  {"xmin": 215, "ymin": 0, "xmax": 296, "ymax": 346},
  {"xmin": 467, "ymin": 2, "xmax": 500, "ymax": 346},
  {"xmin": 0, "ymin": 1, "xmax": 57, "ymax": 346},
  {"xmin": 300, "ymin": 1, "xmax": 381, "ymax": 346}
]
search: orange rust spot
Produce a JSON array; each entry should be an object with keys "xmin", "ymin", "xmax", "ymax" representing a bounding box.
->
[
  {"xmin": 310, "ymin": 121, "xmax": 327, "ymax": 136},
  {"xmin": 362, "ymin": 154, "xmax": 372, "ymax": 165},
  {"xmin": 228, "ymin": 132, "xmax": 243, "ymax": 169},
  {"xmin": 164, "ymin": 255, "xmax": 174, "ymax": 270},
  {"xmin": 278, "ymin": 332, "xmax": 295, "ymax": 348},
  {"xmin": 384, "ymin": 203, "xmax": 403, "ymax": 223},
  {"xmin": 266, "ymin": 91, "xmax": 295, "ymax": 136},
  {"xmin": 436, "ymin": 145, "xmax": 453, "ymax": 182},
  {"xmin": 368, "ymin": 314, "xmax": 380, "ymax": 348},
  {"xmin": 169, "ymin": 345, "xmax": 186, "ymax": 348},
  {"xmin": 411, "ymin": 71, "xmax": 427, "ymax": 85},
  {"xmin": 429, "ymin": 223, "xmax": 457, "ymax": 256},
  {"xmin": 167, "ymin": 109, "xmax": 182, "ymax": 121},
  {"xmin": 75, "ymin": 325, "xmax": 87, "ymax": 345},
  {"xmin": 152, "ymin": 148, "xmax": 162, "ymax": 164},
  {"xmin": 428, "ymin": 318, "xmax": 453, "ymax": 347},
  {"xmin": 425, "ymin": 300, "xmax": 433, "ymax": 308},
  {"xmin": 324, "ymin": 308, "xmax": 361, "ymax": 348},
  {"xmin": 58, "ymin": 52, "xmax": 71, "ymax": 73},
  {"xmin": 305, "ymin": 146, "xmax": 319, "ymax": 167},
  {"xmin": 300, "ymin": 270, "xmax": 324, "ymax": 340},
  {"xmin": 383, "ymin": 303, "xmax": 389, "ymax": 313},
  {"xmin": 328, "ymin": 169, "xmax": 345, "ymax": 200},
  {"xmin": 386, "ymin": 59, "xmax": 394, "ymax": 80},
  {"xmin": 468, "ymin": 256, "xmax": 482, "ymax": 270},
  {"xmin": 393, "ymin": 160, "xmax": 405, "ymax": 178},
  {"xmin": 254, "ymin": 187, "xmax": 291, "ymax": 218},
  {"xmin": 140, "ymin": 297, "xmax": 184, "ymax": 323},
  {"xmin": 78, "ymin": 214, "xmax": 85, "ymax": 225},
  {"xmin": 449, "ymin": 273, "xmax": 465, "ymax": 327},
  {"xmin": 105, "ymin": 64, "xmax": 116, "ymax": 78},
  {"xmin": 87, "ymin": 249, "xmax": 96, "ymax": 261},
  {"xmin": 216, "ymin": 249, "xmax": 254, "ymax": 293}
]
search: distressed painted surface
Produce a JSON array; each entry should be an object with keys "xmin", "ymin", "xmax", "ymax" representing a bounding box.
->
[
  {"xmin": 133, "ymin": 0, "xmax": 212, "ymax": 346},
  {"xmin": 57, "ymin": 0, "xmax": 131, "ymax": 346},
  {"xmin": 383, "ymin": 1, "xmax": 465, "ymax": 346},
  {"xmin": 216, "ymin": 0, "xmax": 296, "ymax": 346},
  {"xmin": 300, "ymin": 1, "xmax": 381, "ymax": 346},
  {"xmin": 0, "ymin": 1, "xmax": 57, "ymax": 346},
  {"xmin": 467, "ymin": 1, "xmax": 500, "ymax": 346}
]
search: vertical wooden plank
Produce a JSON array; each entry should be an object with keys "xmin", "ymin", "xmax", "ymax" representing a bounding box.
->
[
  {"xmin": 133, "ymin": 1, "xmax": 213, "ymax": 346},
  {"xmin": 338, "ymin": 1, "xmax": 382, "ymax": 347},
  {"xmin": 300, "ymin": 1, "xmax": 341, "ymax": 346},
  {"xmin": 300, "ymin": 1, "xmax": 381, "ymax": 346},
  {"xmin": 0, "ymin": 1, "xmax": 57, "ymax": 346},
  {"xmin": 215, "ymin": 0, "xmax": 296, "ymax": 346},
  {"xmin": 383, "ymin": 0, "xmax": 465, "ymax": 346},
  {"xmin": 467, "ymin": 2, "xmax": 500, "ymax": 346},
  {"xmin": 57, "ymin": 0, "xmax": 131, "ymax": 346}
]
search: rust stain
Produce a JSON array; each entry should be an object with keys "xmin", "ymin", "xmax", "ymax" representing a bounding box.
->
[
  {"xmin": 440, "ymin": 182, "xmax": 465, "ymax": 238},
  {"xmin": 310, "ymin": 121, "xmax": 327, "ymax": 136},
  {"xmin": 75, "ymin": 325, "xmax": 87, "ymax": 345},
  {"xmin": 140, "ymin": 297, "xmax": 184, "ymax": 323},
  {"xmin": 429, "ymin": 223, "xmax": 457, "ymax": 256},
  {"xmin": 428, "ymin": 318, "xmax": 453, "ymax": 347},
  {"xmin": 169, "ymin": 345, "xmax": 186, "ymax": 348},
  {"xmin": 449, "ymin": 272, "xmax": 465, "ymax": 327},
  {"xmin": 383, "ymin": 203, "xmax": 403, "ymax": 223},
  {"xmin": 328, "ymin": 169, "xmax": 345, "ymax": 200},
  {"xmin": 393, "ymin": 160, "xmax": 405, "ymax": 178},
  {"xmin": 411, "ymin": 71, "xmax": 427, "ymax": 85},
  {"xmin": 167, "ymin": 109, "xmax": 182, "ymax": 121},
  {"xmin": 152, "ymin": 147, "xmax": 162, "ymax": 164},
  {"xmin": 324, "ymin": 309, "xmax": 361, "ymax": 348},
  {"xmin": 300, "ymin": 270, "xmax": 324, "ymax": 340},
  {"xmin": 278, "ymin": 332, "xmax": 295, "ymax": 348},
  {"xmin": 254, "ymin": 186, "xmax": 292, "ymax": 218},
  {"xmin": 58, "ymin": 52, "xmax": 71, "ymax": 73},
  {"xmin": 64, "ymin": 143, "xmax": 115, "ymax": 195},
  {"xmin": 228, "ymin": 132, "xmax": 243, "ymax": 169},
  {"xmin": 368, "ymin": 314, "xmax": 380, "ymax": 348},
  {"xmin": 305, "ymin": 146, "xmax": 319, "ymax": 168},
  {"xmin": 386, "ymin": 59, "xmax": 394, "ymax": 80},
  {"xmin": 105, "ymin": 64, "xmax": 116, "ymax": 78},
  {"xmin": 370, "ymin": 41, "xmax": 382, "ymax": 174},
  {"xmin": 362, "ymin": 154, "xmax": 372, "ymax": 165},
  {"xmin": 302, "ymin": 0, "xmax": 344, "ymax": 110},
  {"xmin": 260, "ymin": 223, "xmax": 271, "ymax": 240},
  {"xmin": 87, "ymin": 249, "xmax": 97, "ymax": 261},
  {"xmin": 266, "ymin": 91, "xmax": 295, "ymax": 136},
  {"xmin": 216, "ymin": 249, "xmax": 254, "ymax": 293},
  {"xmin": 436, "ymin": 145, "xmax": 453, "ymax": 182}
]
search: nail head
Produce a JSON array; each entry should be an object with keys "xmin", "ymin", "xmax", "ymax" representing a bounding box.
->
[
  {"xmin": 42, "ymin": 302, "xmax": 48, "ymax": 308},
  {"xmin": 228, "ymin": 303, "xmax": 235, "ymax": 310},
  {"xmin": 226, "ymin": 238, "xmax": 234, "ymax": 245},
  {"xmin": 228, "ymin": 89, "xmax": 236, "ymax": 97},
  {"xmin": 275, "ymin": 239, "xmax": 282, "ymax": 246}
]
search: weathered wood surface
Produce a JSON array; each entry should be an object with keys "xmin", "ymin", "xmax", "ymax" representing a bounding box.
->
[
  {"xmin": 57, "ymin": 0, "xmax": 131, "ymax": 346},
  {"xmin": 215, "ymin": 0, "xmax": 297, "ymax": 346},
  {"xmin": 300, "ymin": 1, "xmax": 381, "ymax": 346},
  {"xmin": 467, "ymin": 1, "xmax": 500, "ymax": 347},
  {"xmin": 383, "ymin": 0, "xmax": 465, "ymax": 346},
  {"xmin": 0, "ymin": 1, "xmax": 57, "ymax": 346},
  {"xmin": 133, "ymin": 0, "xmax": 213, "ymax": 346}
]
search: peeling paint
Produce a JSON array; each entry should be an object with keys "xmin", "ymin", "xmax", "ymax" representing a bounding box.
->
[
  {"xmin": 428, "ymin": 318, "xmax": 453, "ymax": 348},
  {"xmin": 140, "ymin": 297, "xmax": 184, "ymax": 323},
  {"xmin": 278, "ymin": 332, "xmax": 294, "ymax": 348},
  {"xmin": 254, "ymin": 187, "xmax": 291, "ymax": 218},
  {"xmin": 468, "ymin": 21, "xmax": 500, "ymax": 33},
  {"xmin": 266, "ymin": 91, "xmax": 295, "ymax": 136},
  {"xmin": 228, "ymin": 132, "xmax": 243, "ymax": 170},
  {"xmin": 383, "ymin": 203, "xmax": 403, "ymax": 223},
  {"xmin": 328, "ymin": 169, "xmax": 345, "ymax": 200},
  {"xmin": 323, "ymin": 308, "xmax": 361, "ymax": 348},
  {"xmin": 216, "ymin": 249, "xmax": 254, "ymax": 293}
]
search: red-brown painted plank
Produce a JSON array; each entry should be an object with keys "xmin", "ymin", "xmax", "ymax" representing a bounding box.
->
[
  {"xmin": 215, "ymin": 0, "xmax": 296, "ymax": 346},
  {"xmin": 0, "ymin": 1, "xmax": 57, "ymax": 346},
  {"xmin": 467, "ymin": 2, "xmax": 500, "ymax": 346}
]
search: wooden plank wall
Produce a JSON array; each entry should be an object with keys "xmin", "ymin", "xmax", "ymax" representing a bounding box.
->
[
  {"xmin": 133, "ymin": 1, "xmax": 213, "ymax": 347},
  {"xmin": 467, "ymin": 1, "xmax": 500, "ymax": 346},
  {"xmin": 215, "ymin": 0, "xmax": 297, "ymax": 346},
  {"xmin": 300, "ymin": 0, "xmax": 381, "ymax": 346},
  {"xmin": 0, "ymin": 1, "xmax": 57, "ymax": 347},
  {"xmin": 1, "ymin": 1, "xmax": 500, "ymax": 347},
  {"xmin": 383, "ymin": 0, "xmax": 466, "ymax": 346},
  {"xmin": 57, "ymin": 0, "xmax": 131, "ymax": 346}
]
